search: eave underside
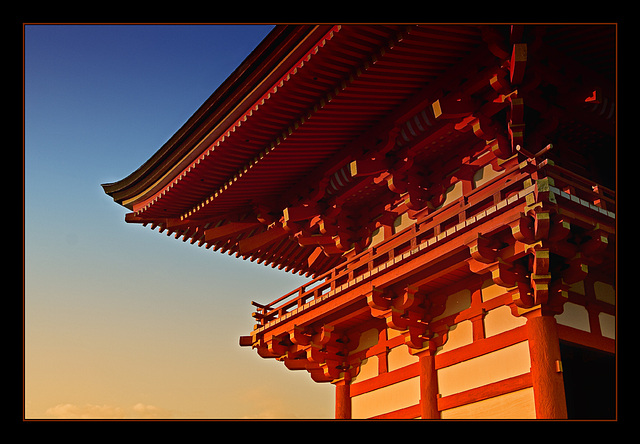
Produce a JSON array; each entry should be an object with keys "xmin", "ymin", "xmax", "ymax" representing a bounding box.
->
[{"xmin": 103, "ymin": 24, "xmax": 616, "ymax": 277}]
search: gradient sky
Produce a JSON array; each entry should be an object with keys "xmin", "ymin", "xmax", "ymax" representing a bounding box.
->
[{"xmin": 24, "ymin": 24, "xmax": 335, "ymax": 419}]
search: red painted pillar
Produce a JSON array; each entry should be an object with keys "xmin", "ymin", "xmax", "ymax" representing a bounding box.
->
[
  {"xmin": 525, "ymin": 313, "xmax": 568, "ymax": 419},
  {"xmin": 334, "ymin": 379, "xmax": 351, "ymax": 419},
  {"xmin": 418, "ymin": 352, "xmax": 440, "ymax": 419}
]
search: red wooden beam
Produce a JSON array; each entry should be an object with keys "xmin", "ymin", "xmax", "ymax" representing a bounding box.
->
[
  {"xmin": 509, "ymin": 43, "xmax": 527, "ymax": 85},
  {"xmin": 431, "ymin": 96, "xmax": 477, "ymax": 120},
  {"xmin": 204, "ymin": 221, "xmax": 262, "ymax": 242},
  {"xmin": 238, "ymin": 225, "xmax": 288, "ymax": 255},
  {"xmin": 349, "ymin": 158, "xmax": 389, "ymax": 177},
  {"xmin": 283, "ymin": 203, "xmax": 322, "ymax": 222}
]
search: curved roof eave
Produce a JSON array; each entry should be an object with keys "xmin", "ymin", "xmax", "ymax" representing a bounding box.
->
[{"xmin": 101, "ymin": 24, "xmax": 330, "ymax": 209}]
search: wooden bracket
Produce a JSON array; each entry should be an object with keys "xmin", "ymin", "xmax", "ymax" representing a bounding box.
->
[
  {"xmin": 561, "ymin": 254, "xmax": 589, "ymax": 285},
  {"xmin": 432, "ymin": 96, "xmax": 477, "ymax": 120}
]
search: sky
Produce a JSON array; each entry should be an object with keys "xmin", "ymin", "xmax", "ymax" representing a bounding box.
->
[{"xmin": 24, "ymin": 24, "xmax": 335, "ymax": 420}]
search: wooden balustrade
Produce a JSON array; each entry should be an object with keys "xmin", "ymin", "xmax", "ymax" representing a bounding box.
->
[{"xmin": 250, "ymin": 159, "xmax": 615, "ymax": 330}]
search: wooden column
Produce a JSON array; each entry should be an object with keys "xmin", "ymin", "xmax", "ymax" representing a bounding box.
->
[
  {"xmin": 334, "ymin": 378, "xmax": 351, "ymax": 419},
  {"xmin": 525, "ymin": 313, "xmax": 568, "ymax": 419},
  {"xmin": 418, "ymin": 351, "xmax": 440, "ymax": 419}
]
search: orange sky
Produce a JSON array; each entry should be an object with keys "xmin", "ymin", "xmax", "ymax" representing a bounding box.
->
[{"xmin": 24, "ymin": 24, "xmax": 335, "ymax": 420}]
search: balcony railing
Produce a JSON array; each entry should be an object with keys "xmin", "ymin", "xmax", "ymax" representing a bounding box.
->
[{"xmin": 249, "ymin": 158, "xmax": 615, "ymax": 333}]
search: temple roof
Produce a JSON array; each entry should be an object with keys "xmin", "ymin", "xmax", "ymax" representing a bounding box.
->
[{"xmin": 102, "ymin": 24, "xmax": 615, "ymax": 277}]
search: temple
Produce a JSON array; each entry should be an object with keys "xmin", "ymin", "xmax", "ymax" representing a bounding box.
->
[{"xmin": 103, "ymin": 24, "xmax": 616, "ymax": 419}]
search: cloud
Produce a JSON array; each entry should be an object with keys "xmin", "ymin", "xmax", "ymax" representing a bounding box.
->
[
  {"xmin": 45, "ymin": 403, "xmax": 126, "ymax": 419},
  {"xmin": 44, "ymin": 403, "xmax": 173, "ymax": 419},
  {"xmin": 131, "ymin": 403, "xmax": 171, "ymax": 418}
]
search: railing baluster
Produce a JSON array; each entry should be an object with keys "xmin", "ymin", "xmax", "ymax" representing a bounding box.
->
[{"xmin": 251, "ymin": 161, "xmax": 615, "ymax": 330}]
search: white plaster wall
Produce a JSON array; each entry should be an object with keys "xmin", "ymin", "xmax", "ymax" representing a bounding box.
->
[
  {"xmin": 437, "ymin": 320, "xmax": 473, "ymax": 354},
  {"xmin": 351, "ymin": 376, "xmax": 420, "ymax": 419},
  {"xmin": 481, "ymin": 279, "xmax": 508, "ymax": 302},
  {"xmin": 437, "ymin": 341, "xmax": 531, "ymax": 397},
  {"xmin": 599, "ymin": 312, "xmax": 615, "ymax": 339},
  {"xmin": 440, "ymin": 387, "xmax": 536, "ymax": 419},
  {"xmin": 555, "ymin": 302, "xmax": 590, "ymax": 332},
  {"xmin": 433, "ymin": 288, "xmax": 471, "ymax": 321},
  {"xmin": 387, "ymin": 345, "xmax": 418, "ymax": 372},
  {"xmin": 484, "ymin": 305, "xmax": 526, "ymax": 338},
  {"xmin": 594, "ymin": 281, "xmax": 615, "ymax": 305}
]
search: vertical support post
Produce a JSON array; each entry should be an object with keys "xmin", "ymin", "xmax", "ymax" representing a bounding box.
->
[
  {"xmin": 525, "ymin": 312, "xmax": 568, "ymax": 419},
  {"xmin": 334, "ymin": 378, "xmax": 351, "ymax": 419},
  {"xmin": 418, "ymin": 351, "xmax": 440, "ymax": 419}
]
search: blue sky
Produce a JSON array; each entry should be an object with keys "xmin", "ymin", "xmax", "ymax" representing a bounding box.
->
[{"xmin": 24, "ymin": 24, "xmax": 334, "ymax": 419}]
